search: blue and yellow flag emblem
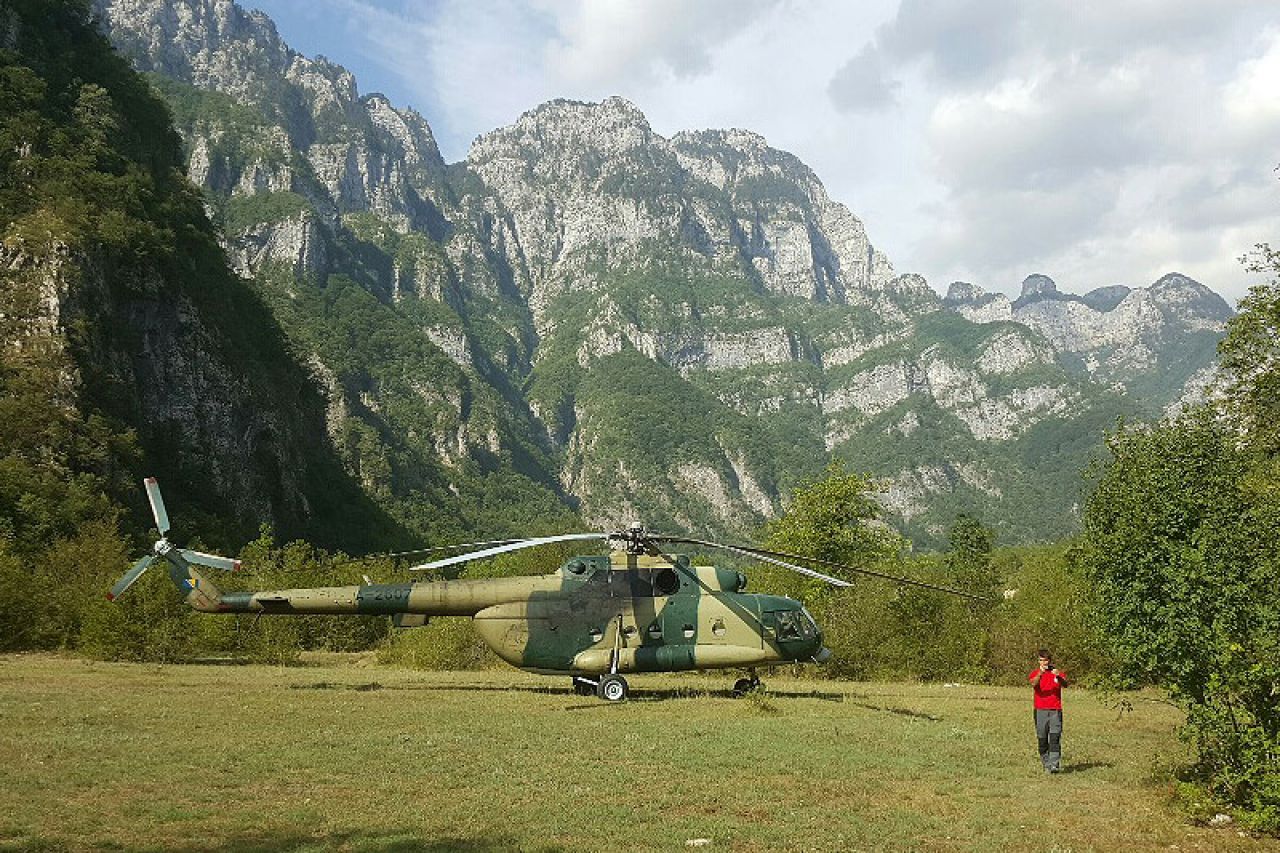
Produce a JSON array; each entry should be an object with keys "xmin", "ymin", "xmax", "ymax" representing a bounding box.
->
[{"xmin": 185, "ymin": 577, "xmax": 199, "ymax": 590}]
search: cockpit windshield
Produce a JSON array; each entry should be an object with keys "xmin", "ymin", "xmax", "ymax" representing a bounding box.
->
[
  {"xmin": 799, "ymin": 607, "xmax": 819, "ymax": 638},
  {"xmin": 774, "ymin": 608, "xmax": 817, "ymax": 641}
]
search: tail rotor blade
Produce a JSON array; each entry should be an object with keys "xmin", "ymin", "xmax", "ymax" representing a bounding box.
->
[
  {"xmin": 143, "ymin": 477, "xmax": 170, "ymax": 536},
  {"xmin": 179, "ymin": 549, "xmax": 240, "ymax": 572},
  {"xmin": 108, "ymin": 554, "xmax": 157, "ymax": 601}
]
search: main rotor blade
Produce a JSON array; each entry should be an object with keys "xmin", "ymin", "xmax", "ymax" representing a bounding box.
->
[
  {"xmin": 655, "ymin": 536, "xmax": 990, "ymax": 601},
  {"xmin": 656, "ymin": 537, "xmax": 854, "ymax": 587},
  {"xmin": 179, "ymin": 549, "xmax": 241, "ymax": 572},
  {"xmin": 107, "ymin": 554, "xmax": 156, "ymax": 601},
  {"xmin": 409, "ymin": 533, "xmax": 607, "ymax": 572},
  {"xmin": 362, "ymin": 539, "xmax": 527, "ymax": 561},
  {"xmin": 143, "ymin": 477, "xmax": 170, "ymax": 536}
]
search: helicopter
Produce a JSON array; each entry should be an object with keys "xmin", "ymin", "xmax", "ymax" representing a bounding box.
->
[{"xmin": 110, "ymin": 477, "xmax": 986, "ymax": 701}]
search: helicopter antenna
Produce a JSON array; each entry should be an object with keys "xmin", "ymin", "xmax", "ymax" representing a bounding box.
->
[{"xmin": 653, "ymin": 536, "xmax": 991, "ymax": 602}]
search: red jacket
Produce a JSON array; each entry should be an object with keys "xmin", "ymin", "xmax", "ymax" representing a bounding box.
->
[{"xmin": 1029, "ymin": 667, "xmax": 1068, "ymax": 710}]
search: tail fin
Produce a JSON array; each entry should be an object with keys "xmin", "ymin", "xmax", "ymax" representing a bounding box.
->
[{"xmin": 163, "ymin": 551, "xmax": 225, "ymax": 612}]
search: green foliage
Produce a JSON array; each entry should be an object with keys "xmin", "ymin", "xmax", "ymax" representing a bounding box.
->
[
  {"xmin": 754, "ymin": 468, "xmax": 1102, "ymax": 686},
  {"xmin": 377, "ymin": 618, "xmax": 494, "ymax": 670},
  {"xmin": 1081, "ymin": 411, "xmax": 1279, "ymax": 830},
  {"xmin": 984, "ymin": 544, "xmax": 1107, "ymax": 684},
  {"xmin": 222, "ymin": 190, "xmax": 309, "ymax": 232},
  {"xmin": 764, "ymin": 461, "xmax": 902, "ymax": 567},
  {"xmin": 1220, "ymin": 243, "xmax": 1280, "ymax": 455}
]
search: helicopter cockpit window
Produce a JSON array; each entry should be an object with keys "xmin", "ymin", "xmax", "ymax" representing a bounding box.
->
[
  {"xmin": 775, "ymin": 610, "xmax": 803, "ymax": 641},
  {"xmin": 799, "ymin": 607, "xmax": 819, "ymax": 639}
]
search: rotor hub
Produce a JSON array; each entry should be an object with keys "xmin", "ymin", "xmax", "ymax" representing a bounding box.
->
[{"xmin": 613, "ymin": 522, "xmax": 650, "ymax": 554}]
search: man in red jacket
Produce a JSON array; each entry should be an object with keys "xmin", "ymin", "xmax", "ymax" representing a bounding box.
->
[{"xmin": 1029, "ymin": 648, "xmax": 1068, "ymax": 772}]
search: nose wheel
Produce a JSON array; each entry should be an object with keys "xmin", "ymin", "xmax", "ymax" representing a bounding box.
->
[
  {"xmin": 597, "ymin": 674, "xmax": 628, "ymax": 702},
  {"xmin": 732, "ymin": 674, "xmax": 762, "ymax": 697}
]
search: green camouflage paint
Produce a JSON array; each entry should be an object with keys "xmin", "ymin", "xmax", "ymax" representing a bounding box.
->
[{"xmin": 164, "ymin": 548, "xmax": 824, "ymax": 675}]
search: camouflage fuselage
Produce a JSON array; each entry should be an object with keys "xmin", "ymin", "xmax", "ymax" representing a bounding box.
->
[{"xmin": 182, "ymin": 551, "xmax": 825, "ymax": 674}]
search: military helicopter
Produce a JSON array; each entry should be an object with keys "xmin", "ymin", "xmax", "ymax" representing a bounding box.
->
[{"xmin": 110, "ymin": 478, "xmax": 986, "ymax": 701}]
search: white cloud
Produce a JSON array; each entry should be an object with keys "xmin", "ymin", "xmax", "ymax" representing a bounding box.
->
[
  {"xmin": 537, "ymin": 0, "xmax": 779, "ymax": 89},
  {"xmin": 856, "ymin": 1, "xmax": 1280, "ymax": 300}
]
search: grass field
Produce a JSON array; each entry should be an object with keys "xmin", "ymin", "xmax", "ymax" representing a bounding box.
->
[{"xmin": 0, "ymin": 655, "xmax": 1275, "ymax": 852}]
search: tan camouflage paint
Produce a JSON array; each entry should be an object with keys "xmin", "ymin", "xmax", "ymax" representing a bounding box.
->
[{"xmin": 169, "ymin": 548, "xmax": 825, "ymax": 675}]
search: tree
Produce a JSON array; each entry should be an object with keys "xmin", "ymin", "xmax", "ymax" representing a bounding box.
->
[
  {"xmin": 1219, "ymin": 243, "xmax": 1280, "ymax": 455},
  {"xmin": 759, "ymin": 462, "xmax": 904, "ymax": 677},
  {"xmin": 943, "ymin": 513, "xmax": 997, "ymax": 599},
  {"xmin": 1082, "ymin": 411, "xmax": 1279, "ymax": 830},
  {"xmin": 763, "ymin": 460, "xmax": 902, "ymax": 571}
]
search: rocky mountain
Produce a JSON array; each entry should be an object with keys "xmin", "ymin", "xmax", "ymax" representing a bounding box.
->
[
  {"xmin": 945, "ymin": 272, "xmax": 1232, "ymax": 398},
  {"xmin": 87, "ymin": 0, "xmax": 1234, "ymax": 547}
]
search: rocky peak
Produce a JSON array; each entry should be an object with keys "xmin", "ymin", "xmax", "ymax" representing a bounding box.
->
[
  {"xmin": 944, "ymin": 281, "xmax": 987, "ymax": 304},
  {"xmin": 1147, "ymin": 272, "xmax": 1234, "ymax": 329},
  {"xmin": 1019, "ymin": 273, "xmax": 1058, "ymax": 300},
  {"xmin": 469, "ymin": 96, "xmax": 658, "ymax": 164},
  {"xmin": 363, "ymin": 94, "xmax": 444, "ymax": 172},
  {"xmin": 93, "ymin": 0, "xmax": 291, "ymax": 101},
  {"xmin": 943, "ymin": 281, "xmax": 1012, "ymax": 323}
]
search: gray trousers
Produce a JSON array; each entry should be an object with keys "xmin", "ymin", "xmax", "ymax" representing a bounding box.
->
[{"xmin": 1035, "ymin": 709, "xmax": 1063, "ymax": 770}]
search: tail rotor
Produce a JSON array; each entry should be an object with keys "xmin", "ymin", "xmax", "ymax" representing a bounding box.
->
[{"xmin": 108, "ymin": 478, "xmax": 237, "ymax": 605}]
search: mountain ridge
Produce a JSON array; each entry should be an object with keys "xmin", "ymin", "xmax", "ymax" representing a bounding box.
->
[{"xmin": 87, "ymin": 0, "xmax": 1234, "ymax": 547}]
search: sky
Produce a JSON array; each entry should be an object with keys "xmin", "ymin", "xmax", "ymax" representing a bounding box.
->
[{"xmin": 247, "ymin": 0, "xmax": 1280, "ymax": 304}]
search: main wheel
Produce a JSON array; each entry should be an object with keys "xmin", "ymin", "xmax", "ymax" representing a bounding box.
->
[
  {"xmin": 597, "ymin": 674, "xmax": 628, "ymax": 702},
  {"xmin": 571, "ymin": 677, "xmax": 595, "ymax": 696},
  {"xmin": 732, "ymin": 677, "xmax": 756, "ymax": 697}
]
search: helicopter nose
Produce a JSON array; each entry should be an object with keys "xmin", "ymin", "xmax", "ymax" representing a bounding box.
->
[{"xmin": 814, "ymin": 647, "xmax": 832, "ymax": 663}]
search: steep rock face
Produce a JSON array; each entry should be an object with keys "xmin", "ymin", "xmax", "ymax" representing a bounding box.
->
[
  {"xmin": 945, "ymin": 281, "xmax": 1013, "ymax": 324},
  {"xmin": 95, "ymin": 0, "xmax": 448, "ymax": 232},
  {"xmin": 1, "ymin": 1, "xmax": 400, "ymax": 550},
  {"xmin": 465, "ymin": 98, "xmax": 899, "ymax": 326}
]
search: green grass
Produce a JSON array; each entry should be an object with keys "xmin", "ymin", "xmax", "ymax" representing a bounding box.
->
[{"xmin": 0, "ymin": 655, "xmax": 1273, "ymax": 852}]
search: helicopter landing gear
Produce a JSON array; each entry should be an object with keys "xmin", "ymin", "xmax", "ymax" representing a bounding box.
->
[
  {"xmin": 571, "ymin": 676, "xmax": 596, "ymax": 696},
  {"xmin": 597, "ymin": 673, "xmax": 629, "ymax": 702},
  {"xmin": 732, "ymin": 673, "xmax": 762, "ymax": 697}
]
